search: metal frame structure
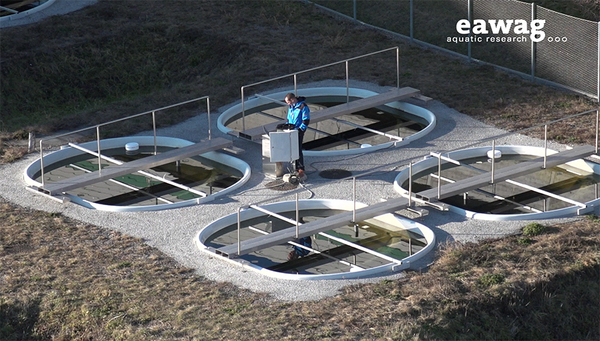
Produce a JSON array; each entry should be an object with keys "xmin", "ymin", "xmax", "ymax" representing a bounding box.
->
[
  {"xmin": 403, "ymin": 108, "xmax": 600, "ymax": 214},
  {"xmin": 38, "ymin": 96, "xmax": 212, "ymax": 188},
  {"xmin": 238, "ymin": 47, "xmax": 401, "ymax": 131},
  {"xmin": 237, "ymin": 86, "xmax": 420, "ymax": 142},
  {"xmin": 252, "ymin": 93, "xmax": 405, "ymax": 145}
]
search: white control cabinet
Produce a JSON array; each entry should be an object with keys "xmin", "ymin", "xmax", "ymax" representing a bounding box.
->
[{"xmin": 266, "ymin": 129, "xmax": 299, "ymax": 162}]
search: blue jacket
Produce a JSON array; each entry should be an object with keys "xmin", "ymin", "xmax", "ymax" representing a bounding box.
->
[
  {"xmin": 287, "ymin": 99, "xmax": 310, "ymax": 132},
  {"xmin": 293, "ymin": 236, "xmax": 312, "ymax": 257}
]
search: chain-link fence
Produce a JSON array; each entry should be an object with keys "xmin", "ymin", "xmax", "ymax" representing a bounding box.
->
[{"xmin": 309, "ymin": 0, "xmax": 599, "ymax": 100}]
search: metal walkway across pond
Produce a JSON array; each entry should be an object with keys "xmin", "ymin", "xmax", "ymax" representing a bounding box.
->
[
  {"xmin": 38, "ymin": 137, "xmax": 232, "ymax": 196},
  {"xmin": 215, "ymin": 145, "xmax": 596, "ymax": 258},
  {"xmin": 237, "ymin": 87, "xmax": 421, "ymax": 141}
]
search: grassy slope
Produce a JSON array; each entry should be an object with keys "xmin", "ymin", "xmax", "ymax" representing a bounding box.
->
[
  {"xmin": 1, "ymin": 200, "xmax": 598, "ymax": 340},
  {"xmin": 0, "ymin": 0, "xmax": 599, "ymax": 340}
]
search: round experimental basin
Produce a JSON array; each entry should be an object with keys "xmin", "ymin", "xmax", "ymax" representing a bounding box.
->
[
  {"xmin": 0, "ymin": 0, "xmax": 55, "ymax": 23},
  {"xmin": 24, "ymin": 136, "xmax": 251, "ymax": 212},
  {"xmin": 394, "ymin": 145, "xmax": 600, "ymax": 221},
  {"xmin": 218, "ymin": 87, "xmax": 436, "ymax": 156},
  {"xmin": 195, "ymin": 199, "xmax": 436, "ymax": 280}
]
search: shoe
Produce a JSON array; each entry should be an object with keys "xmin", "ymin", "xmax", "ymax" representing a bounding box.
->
[
  {"xmin": 297, "ymin": 170, "xmax": 307, "ymax": 182},
  {"xmin": 288, "ymin": 250, "xmax": 299, "ymax": 261}
]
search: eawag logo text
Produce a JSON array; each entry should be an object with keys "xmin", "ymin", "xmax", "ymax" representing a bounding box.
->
[{"xmin": 449, "ymin": 19, "xmax": 553, "ymax": 43}]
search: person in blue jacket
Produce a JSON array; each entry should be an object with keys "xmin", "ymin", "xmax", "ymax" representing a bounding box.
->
[
  {"xmin": 288, "ymin": 236, "xmax": 312, "ymax": 261},
  {"xmin": 284, "ymin": 92, "xmax": 310, "ymax": 180}
]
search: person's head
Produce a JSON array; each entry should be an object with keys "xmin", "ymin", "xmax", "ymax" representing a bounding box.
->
[{"xmin": 284, "ymin": 93, "xmax": 297, "ymax": 106}]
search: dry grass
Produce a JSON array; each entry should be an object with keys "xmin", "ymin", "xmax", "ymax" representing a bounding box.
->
[
  {"xmin": 1, "ymin": 199, "xmax": 598, "ymax": 340},
  {"xmin": 1, "ymin": 0, "xmax": 599, "ymax": 340}
]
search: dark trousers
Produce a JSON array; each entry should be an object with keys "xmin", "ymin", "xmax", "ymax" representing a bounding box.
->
[{"xmin": 296, "ymin": 129, "xmax": 305, "ymax": 171}]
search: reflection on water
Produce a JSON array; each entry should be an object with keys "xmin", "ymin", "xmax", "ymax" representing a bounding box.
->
[
  {"xmin": 224, "ymin": 96, "xmax": 427, "ymax": 151},
  {"xmin": 204, "ymin": 209, "xmax": 427, "ymax": 275},
  {"xmin": 36, "ymin": 146, "xmax": 242, "ymax": 206},
  {"xmin": 403, "ymin": 155, "xmax": 600, "ymax": 214}
]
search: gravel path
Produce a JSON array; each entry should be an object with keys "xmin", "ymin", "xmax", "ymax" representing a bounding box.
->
[{"xmin": 0, "ymin": 79, "xmax": 581, "ymax": 301}]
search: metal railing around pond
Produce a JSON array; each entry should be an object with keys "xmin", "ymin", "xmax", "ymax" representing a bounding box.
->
[
  {"xmin": 410, "ymin": 108, "xmax": 600, "ymax": 201},
  {"xmin": 38, "ymin": 96, "xmax": 212, "ymax": 187},
  {"xmin": 238, "ymin": 47, "xmax": 401, "ymax": 131}
]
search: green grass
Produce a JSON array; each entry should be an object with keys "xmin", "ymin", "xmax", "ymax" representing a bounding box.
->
[{"xmin": 523, "ymin": 222, "xmax": 547, "ymax": 236}]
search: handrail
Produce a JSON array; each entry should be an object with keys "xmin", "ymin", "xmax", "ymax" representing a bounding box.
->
[
  {"xmin": 239, "ymin": 47, "xmax": 400, "ymax": 131},
  {"xmin": 38, "ymin": 95, "xmax": 211, "ymax": 187}
]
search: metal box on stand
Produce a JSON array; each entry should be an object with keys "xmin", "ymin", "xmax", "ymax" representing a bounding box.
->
[{"xmin": 262, "ymin": 129, "xmax": 299, "ymax": 178}]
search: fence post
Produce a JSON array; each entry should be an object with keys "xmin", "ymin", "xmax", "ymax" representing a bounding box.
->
[
  {"xmin": 595, "ymin": 109, "xmax": 600, "ymax": 154},
  {"xmin": 409, "ymin": 0, "xmax": 414, "ymax": 42},
  {"xmin": 353, "ymin": 0, "xmax": 357, "ymax": 20},
  {"xmin": 531, "ymin": 3, "xmax": 537, "ymax": 80},
  {"xmin": 467, "ymin": 0, "xmax": 472, "ymax": 61}
]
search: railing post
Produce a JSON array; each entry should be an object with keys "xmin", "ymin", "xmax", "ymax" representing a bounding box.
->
[
  {"xmin": 491, "ymin": 140, "xmax": 496, "ymax": 184},
  {"xmin": 241, "ymin": 87, "xmax": 246, "ymax": 132},
  {"xmin": 408, "ymin": 161, "xmax": 413, "ymax": 207},
  {"xmin": 96, "ymin": 126, "xmax": 102, "ymax": 174},
  {"xmin": 345, "ymin": 60, "xmax": 350, "ymax": 103},
  {"xmin": 294, "ymin": 74, "xmax": 297, "ymax": 96},
  {"xmin": 152, "ymin": 111, "xmax": 157, "ymax": 155},
  {"xmin": 352, "ymin": 176, "xmax": 356, "ymax": 223},
  {"xmin": 295, "ymin": 193, "xmax": 299, "ymax": 239},
  {"xmin": 543, "ymin": 124, "xmax": 548, "ymax": 169},
  {"xmin": 437, "ymin": 153, "xmax": 441, "ymax": 199},
  {"xmin": 207, "ymin": 97, "xmax": 212, "ymax": 140},
  {"xmin": 396, "ymin": 47, "xmax": 400, "ymax": 89},
  {"xmin": 237, "ymin": 207, "xmax": 242, "ymax": 256},
  {"xmin": 39, "ymin": 140, "xmax": 45, "ymax": 186}
]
